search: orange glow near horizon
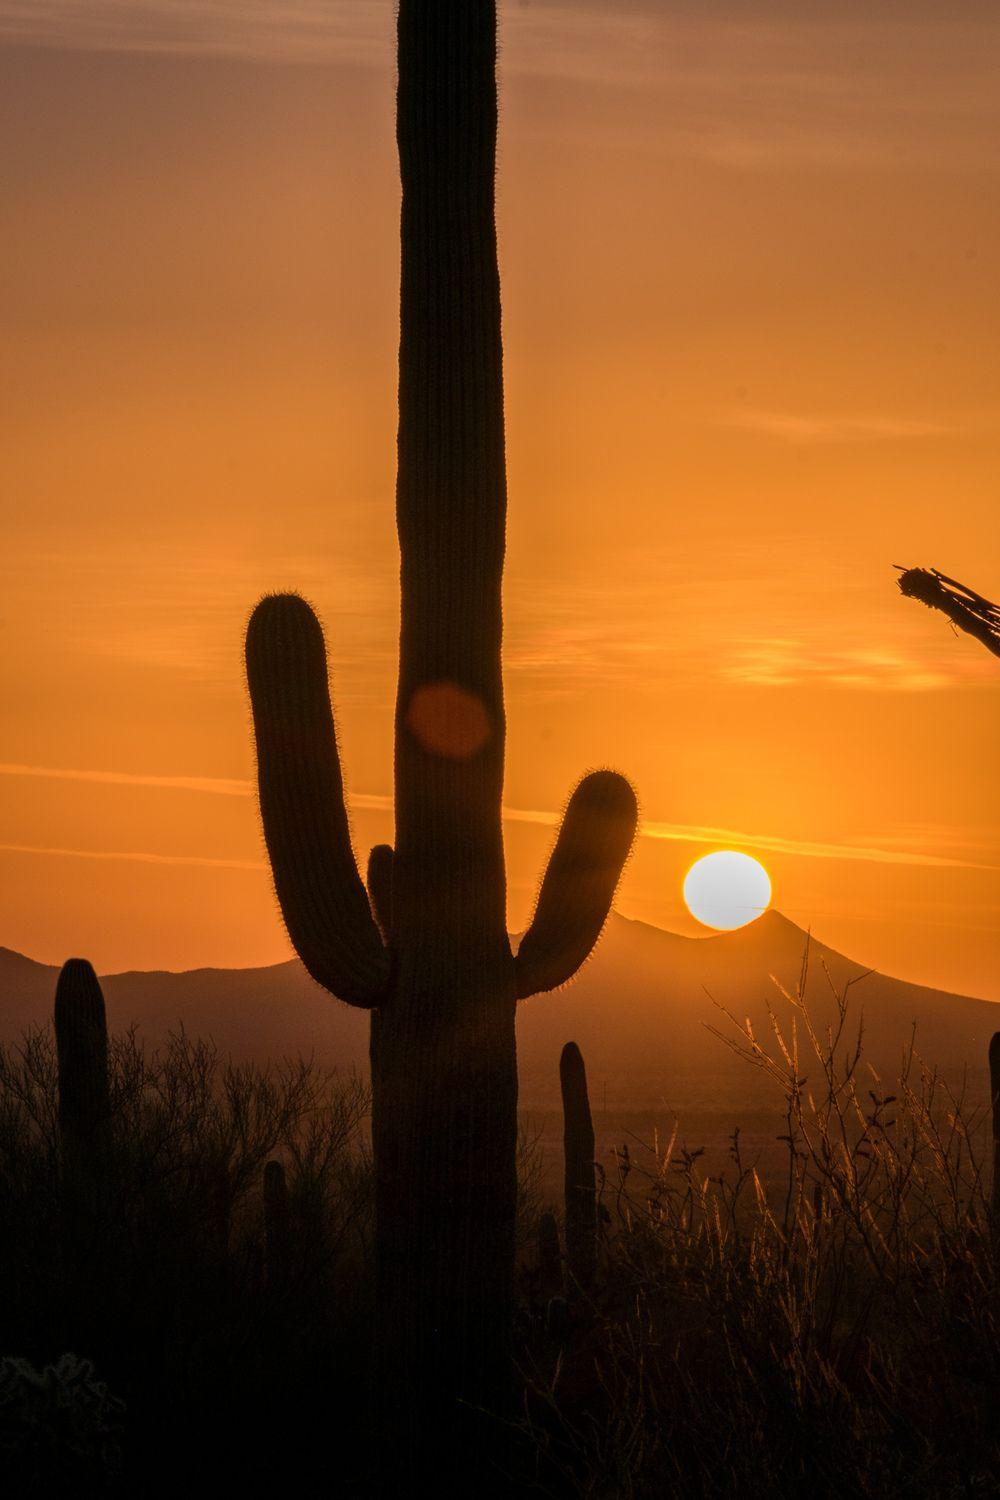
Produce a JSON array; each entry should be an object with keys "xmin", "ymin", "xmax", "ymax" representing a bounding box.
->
[{"xmin": 0, "ymin": 4, "xmax": 998, "ymax": 997}]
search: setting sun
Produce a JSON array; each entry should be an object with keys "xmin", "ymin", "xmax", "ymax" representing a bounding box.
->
[{"xmin": 683, "ymin": 851, "xmax": 772, "ymax": 931}]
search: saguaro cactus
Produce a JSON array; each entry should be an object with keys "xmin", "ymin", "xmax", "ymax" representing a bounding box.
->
[
  {"xmin": 559, "ymin": 1042, "xmax": 597, "ymax": 1290},
  {"xmin": 263, "ymin": 1159, "xmax": 292, "ymax": 1294},
  {"xmin": 244, "ymin": 0, "xmax": 636, "ymax": 1476},
  {"xmin": 537, "ymin": 1210, "xmax": 562, "ymax": 1302},
  {"xmin": 990, "ymin": 1033, "xmax": 1000, "ymax": 1223},
  {"xmin": 54, "ymin": 959, "xmax": 111, "ymax": 1169}
]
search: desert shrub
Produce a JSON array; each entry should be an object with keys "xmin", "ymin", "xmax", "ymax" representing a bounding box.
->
[
  {"xmin": 0, "ymin": 1025, "xmax": 372, "ymax": 1495},
  {"xmin": 0, "ymin": 1351, "xmax": 124, "ymax": 1496},
  {"xmin": 520, "ymin": 957, "xmax": 999, "ymax": 1499}
]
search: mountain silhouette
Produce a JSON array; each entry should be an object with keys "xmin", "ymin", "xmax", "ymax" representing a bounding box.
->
[{"xmin": 2, "ymin": 911, "xmax": 996, "ymax": 1113}]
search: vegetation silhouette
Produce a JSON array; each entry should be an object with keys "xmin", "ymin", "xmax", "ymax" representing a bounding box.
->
[
  {"xmin": 896, "ymin": 568, "xmax": 999, "ymax": 1233},
  {"xmin": 0, "ymin": 955, "xmax": 998, "ymax": 1493},
  {"xmin": 897, "ymin": 565, "xmax": 1000, "ymax": 658},
  {"xmin": 560, "ymin": 1041, "xmax": 597, "ymax": 1294},
  {"xmin": 243, "ymin": 1, "xmax": 636, "ymax": 1483},
  {"xmin": 0, "ymin": 964, "xmax": 372, "ymax": 1495},
  {"xmin": 519, "ymin": 964, "xmax": 1000, "ymax": 1498}
]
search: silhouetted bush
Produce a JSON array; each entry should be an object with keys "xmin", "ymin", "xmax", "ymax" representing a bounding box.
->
[
  {"xmin": 0, "ymin": 1351, "xmax": 124, "ymax": 1496},
  {"xmin": 0, "ymin": 1023, "xmax": 372, "ymax": 1495},
  {"xmin": 3, "ymin": 961, "xmax": 996, "ymax": 1497},
  {"xmin": 519, "ymin": 957, "xmax": 1000, "ymax": 1498}
]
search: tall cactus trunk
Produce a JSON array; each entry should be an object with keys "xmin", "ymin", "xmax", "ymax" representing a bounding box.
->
[
  {"xmin": 244, "ymin": 0, "xmax": 637, "ymax": 1489},
  {"xmin": 54, "ymin": 959, "xmax": 111, "ymax": 1181},
  {"xmin": 54, "ymin": 959, "xmax": 111, "ymax": 1308},
  {"xmin": 372, "ymin": 1, "xmax": 516, "ymax": 1468},
  {"xmin": 263, "ymin": 1158, "xmax": 292, "ymax": 1295}
]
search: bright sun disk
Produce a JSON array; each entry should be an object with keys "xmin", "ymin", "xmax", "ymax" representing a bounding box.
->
[{"xmin": 683, "ymin": 850, "xmax": 772, "ymax": 931}]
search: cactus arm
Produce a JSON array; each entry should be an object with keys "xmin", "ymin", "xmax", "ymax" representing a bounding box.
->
[
  {"xmin": 366, "ymin": 844, "xmax": 394, "ymax": 943},
  {"xmin": 559, "ymin": 1041, "xmax": 597, "ymax": 1290},
  {"xmin": 246, "ymin": 594, "xmax": 389, "ymax": 1008},
  {"xmin": 515, "ymin": 771, "xmax": 637, "ymax": 999}
]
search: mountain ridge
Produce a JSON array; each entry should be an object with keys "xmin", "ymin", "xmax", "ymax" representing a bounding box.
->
[{"xmin": 2, "ymin": 912, "xmax": 996, "ymax": 1110}]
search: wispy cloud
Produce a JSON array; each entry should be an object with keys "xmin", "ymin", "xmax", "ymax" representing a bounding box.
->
[
  {"xmin": 2, "ymin": 762, "xmax": 994, "ymax": 871},
  {"xmin": 0, "ymin": 841, "xmax": 264, "ymax": 871},
  {"xmin": 1, "ymin": 4, "xmax": 997, "ymax": 171},
  {"xmin": 722, "ymin": 410, "xmax": 966, "ymax": 444},
  {"xmin": 636, "ymin": 820, "xmax": 993, "ymax": 872},
  {"xmin": 0, "ymin": 762, "xmax": 253, "ymax": 797},
  {"xmin": 0, "ymin": 0, "xmax": 391, "ymax": 65},
  {"xmin": 720, "ymin": 640, "xmax": 960, "ymax": 692}
]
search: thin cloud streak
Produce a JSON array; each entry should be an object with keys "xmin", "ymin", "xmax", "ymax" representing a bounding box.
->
[
  {"xmin": 723, "ymin": 410, "xmax": 966, "ymax": 444},
  {"xmin": 0, "ymin": 762, "xmax": 253, "ymax": 797},
  {"xmin": 637, "ymin": 820, "xmax": 994, "ymax": 872},
  {"xmin": 1, "ymin": 763, "xmax": 991, "ymax": 872},
  {"xmin": 0, "ymin": 842, "xmax": 264, "ymax": 871},
  {"xmin": 2, "ymin": 4, "xmax": 997, "ymax": 172}
]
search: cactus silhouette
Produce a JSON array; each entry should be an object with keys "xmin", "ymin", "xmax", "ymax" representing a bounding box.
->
[
  {"xmin": 54, "ymin": 960, "xmax": 111, "ymax": 1169},
  {"xmin": 537, "ymin": 1209, "xmax": 562, "ymax": 1302},
  {"xmin": 559, "ymin": 1042, "xmax": 597, "ymax": 1291},
  {"xmin": 896, "ymin": 566, "xmax": 1000, "ymax": 659},
  {"xmin": 263, "ymin": 1159, "xmax": 291, "ymax": 1293},
  {"xmin": 991, "ymin": 1033, "xmax": 1000, "ymax": 1223},
  {"xmin": 244, "ymin": 0, "xmax": 637, "ymax": 1478}
]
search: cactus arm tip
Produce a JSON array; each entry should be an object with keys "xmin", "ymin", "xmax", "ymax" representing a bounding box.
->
[
  {"xmin": 515, "ymin": 771, "xmax": 638, "ymax": 1000},
  {"xmin": 245, "ymin": 593, "xmax": 389, "ymax": 1009}
]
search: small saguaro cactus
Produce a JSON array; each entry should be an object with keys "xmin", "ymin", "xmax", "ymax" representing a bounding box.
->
[
  {"xmin": 54, "ymin": 959, "xmax": 111, "ymax": 1169},
  {"xmin": 244, "ymin": 0, "xmax": 637, "ymax": 1478},
  {"xmin": 990, "ymin": 1033, "xmax": 1000, "ymax": 1223},
  {"xmin": 537, "ymin": 1209, "xmax": 562, "ymax": 1302},
  {"xmin": 263, "ymin": 1159, "xmax": 292, "ymax": 1293},
  {"xmin": 559, "ymin": 1042, "xmax": 597, "ymax": 1291}
]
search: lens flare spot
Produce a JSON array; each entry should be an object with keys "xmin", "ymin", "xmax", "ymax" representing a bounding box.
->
[{"xmin": 405, "ymin": 681, "xmax": 491, "ymax": 760}]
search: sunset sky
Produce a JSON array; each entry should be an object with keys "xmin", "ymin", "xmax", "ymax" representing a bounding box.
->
[{"xmin": 1, "ymin": 1, "xmax": 998, "ymax": 998}]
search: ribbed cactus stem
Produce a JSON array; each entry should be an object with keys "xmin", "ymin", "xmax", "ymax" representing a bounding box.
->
[
  {"xmin": 990, "ymin": 1033, "xmax": 1000, "ymax": 1223},
  {"xmin": 263, "ymin": 1159, "xmax": 292, "ymax": 1292},
  {"xmin": 537, "ymin": 1210, "xmax": 562, "ymax": 1301},
  {"xmin": 244, "ymin": 1, "xmax": 637, "ymax": 1477},
  {"xmin": 205, "ymin": 1159, "xmax": 231, "ymax": 1264},
  {"xmin": 54, "ymin": 959, "xmax": 111, "ymax": 1165},
  {"xmin": 560, "ymin": 1042, "xmax": 597, "ymax": 1290}
]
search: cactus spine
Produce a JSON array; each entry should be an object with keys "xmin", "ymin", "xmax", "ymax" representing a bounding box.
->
[
  {"xmin": 54, "ymin": 959, "xmax": 111, "ymax": 1170},
  {"xmin": 560, "ymin": 1042, "xmax": 597, "ymax": 1291},
  {"xmin": 244, "ymin": 1, "xmax": 637, "ymax": 1475}
]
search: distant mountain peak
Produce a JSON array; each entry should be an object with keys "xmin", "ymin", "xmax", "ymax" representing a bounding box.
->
[{"xmin": 0, "ymin": 945, "xmax": 56, "ymax": 975}]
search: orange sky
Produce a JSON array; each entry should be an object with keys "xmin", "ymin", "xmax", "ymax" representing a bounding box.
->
[{"xmin": 1, "ymin": 2, "xmax": 998, "ymax": 997}]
